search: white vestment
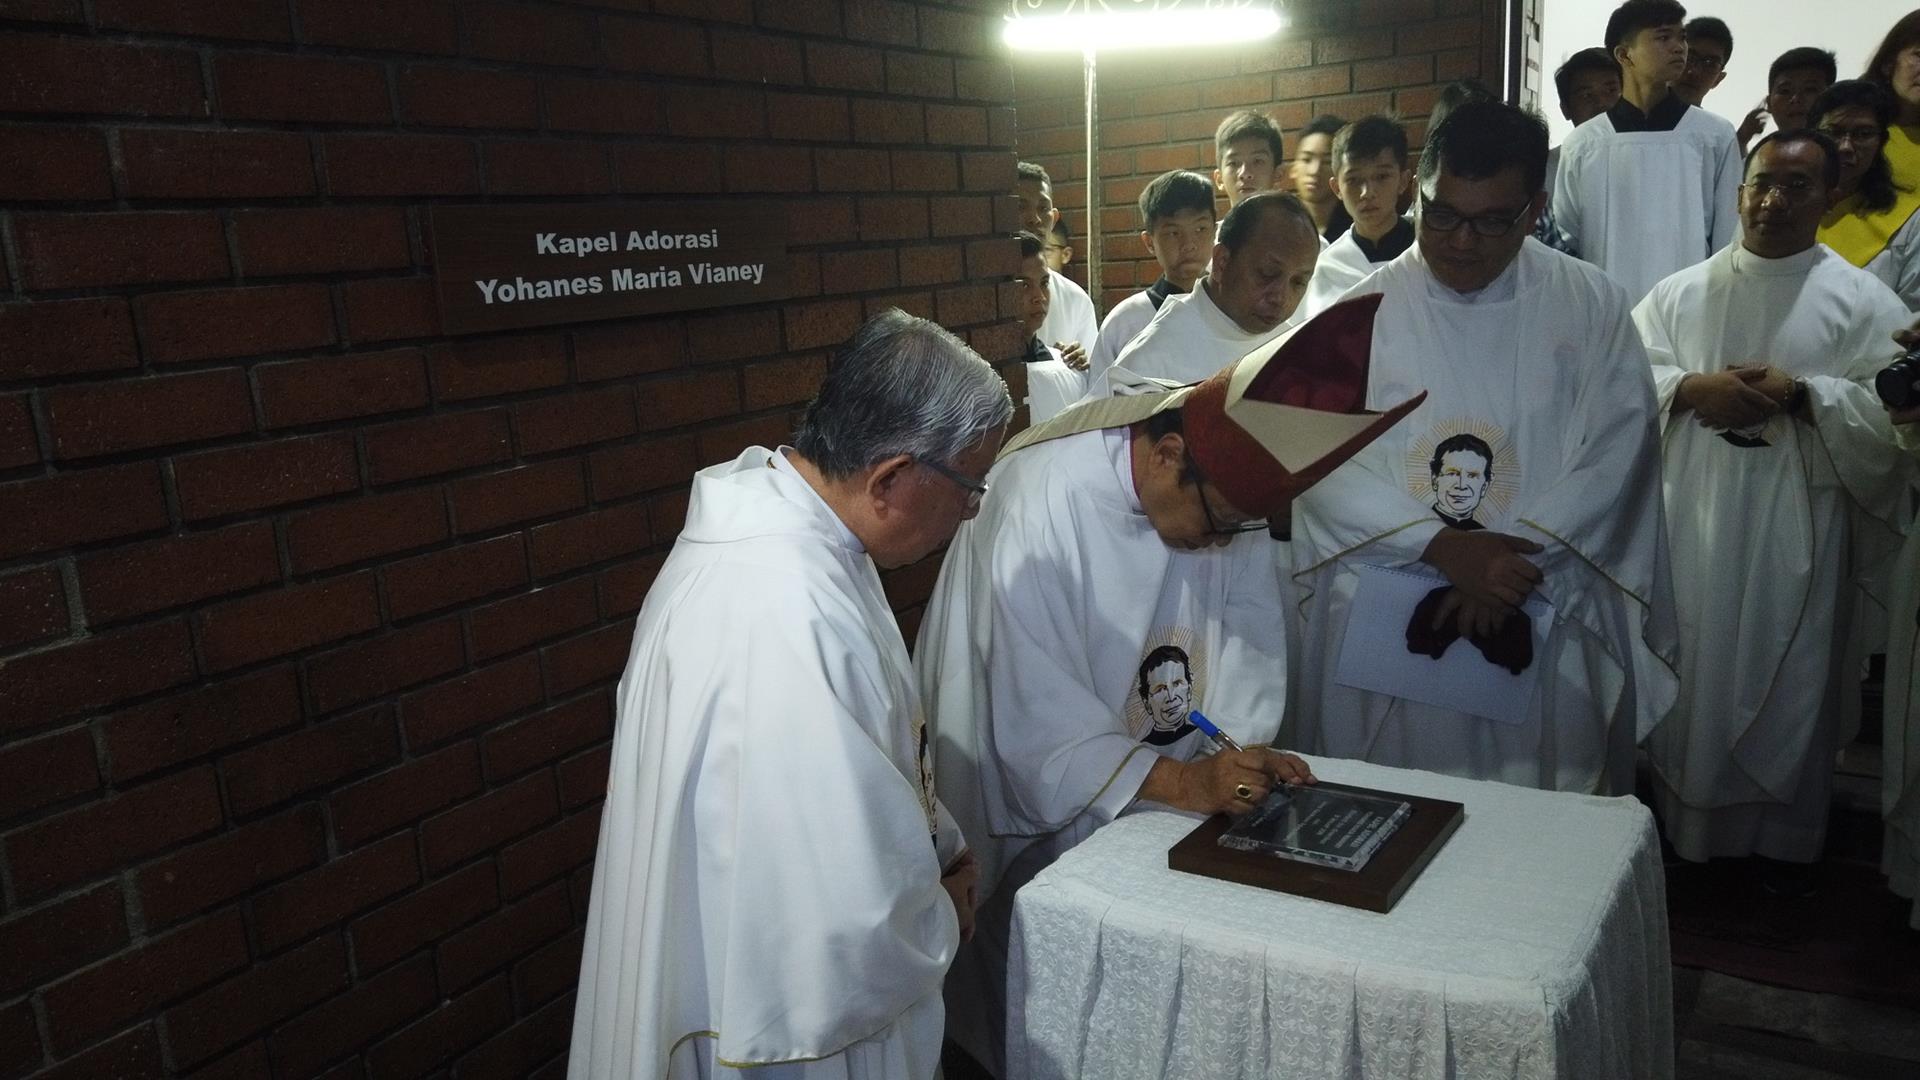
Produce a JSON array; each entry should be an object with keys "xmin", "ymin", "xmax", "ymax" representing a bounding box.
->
[
  {"xmin": 1101, "ymin": 279, "xmax": 1288, "ymax": 394},
  {"xmin": 1037, "ymin": 267, "xmax": 1099, "ymax": 352},
  {"xmin": 1290, "ymin": 241, "xmax": 1679, "ymax": 793},
  {"xmin": 1883, "ymin": 424, "xmax": 1920, "ymax": 925},
  {"xmin": 1552, "ymin": 105, "xmax": 1742, "ymax": 303},
  {"xmin": 1023, "ymin": 342, "xmax": 1083, "ymax": 424},
  {"xmin": 1086, "ymin": 288, "xmax": 1160, "ymax": 387},
  {"xmin": 1293, "ymin": 227, "xmax": 1388, "ymax": 325},
  {"xmin": 570, "ymin": 448, "xmax": 962, "ymax": 1080},
  {"xmin": 1634, "ymin": 244, "xmax": 1916, "ymax": 861},
  {"xmin": 1861, "ymin": 215, "xmax": 1920, "ymax": 310},
  {"xmin": 916, "ymin": 424, "xmax": 1289, "ymax": 1073}
]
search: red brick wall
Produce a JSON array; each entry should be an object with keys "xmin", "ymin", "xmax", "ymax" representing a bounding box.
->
[
  {"xmin": 0, "ymin": 2, "xmax": 1018, "ymax": 1076},
  {"xmin": 1010, "ymin": 0, "xmax": 1509, "ymax": 309}
]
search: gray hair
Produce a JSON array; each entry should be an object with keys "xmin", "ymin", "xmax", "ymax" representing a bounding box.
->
[{"xmin": 793, "ymin": 309, "xmax": 1013, "ymax": 480}]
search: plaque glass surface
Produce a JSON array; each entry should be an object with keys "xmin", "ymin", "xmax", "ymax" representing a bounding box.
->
[{"xmin": 1217, "ymin": 784, "xmax": 1413, "ymax": 872}]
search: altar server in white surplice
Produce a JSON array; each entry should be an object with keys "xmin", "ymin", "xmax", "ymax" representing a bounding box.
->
[
  {"xmin": 1290, "ymin": 100, "xmax": 1679, "ymax": 795},
  {"xmin": 568, "ymin": 312, "xmax": 1013, "ymax": 1080},
  {"xmin": 1552, "ymin": 0, "xmax": 1742, "ymax": 303},
  {"xmin": 918, "ymin": 298, "xmax": 1421, "ymax": 1074},
  {"xmin": 1100, "ymin": 191, "xmax": 1318, "ymax": 393},
  {"xmin": 1293, "ymin": 115, "xmax": 1417, "ymax": 323},
  {"xmin": 1010, "ymin": 230, "xmax": 1086, "ymax": 424},
  {"xmin": 1085, "ymin": 170, "xmax": 1217, "ymax": 386},
  {"xmin": 1634, "ymin": 131, "xmax": 1919, "ymax": 867},
  {"xmin": 1016, "ymin": 160, "xmax": 1099, "ymax": 379}
]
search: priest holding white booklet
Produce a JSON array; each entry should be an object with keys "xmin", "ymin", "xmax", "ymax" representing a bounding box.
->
[
  {"xmin": 1288, "ymin": 100, "xmax": 1679, "ymax": 797},
  {"xmin": 915, "ymin": 293, "xmax": 1424, "ymax": 1074}
]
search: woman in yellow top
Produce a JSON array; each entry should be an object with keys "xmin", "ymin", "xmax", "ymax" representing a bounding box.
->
[
  {"xmin": 1866, "ymin": 11, "xmax": 1920, "ymax": 190},
  {"xmin": 1814, "ymin": 80, "xmax": 1920, "ymax": 308}
]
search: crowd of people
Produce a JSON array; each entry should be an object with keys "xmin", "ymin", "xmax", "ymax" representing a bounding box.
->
[{"xmin": 562, "ymin": 3, "xmax": 1920, "ymax": 1078}]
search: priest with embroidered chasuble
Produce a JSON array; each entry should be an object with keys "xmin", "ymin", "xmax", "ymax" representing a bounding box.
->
[
  {"xmin": 1288, "ymin": 100, "xmax": 1680, "ymax": 796},
  {"xmin": 916, "ymin": 290, "xmax": 1423, "ymax": 1073}
]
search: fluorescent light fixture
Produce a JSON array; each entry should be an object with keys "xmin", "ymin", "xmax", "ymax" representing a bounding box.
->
[{"xmin": 1002, "ymin": 3, "xmax": 1283, "ymax": 52}]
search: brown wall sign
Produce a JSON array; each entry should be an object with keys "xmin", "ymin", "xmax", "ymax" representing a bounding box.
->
[{"xmin": 428, "ymin": 202, "xmax": 790, "ymax": 334}]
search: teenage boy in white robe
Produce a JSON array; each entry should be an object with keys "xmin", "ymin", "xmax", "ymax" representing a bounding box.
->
[
  {"xmin": 1214, "ymin": 108, "xmax": 1285, "ymax": 211},
  {"xmin": 1290, "ymin": 100, "xmax": 1679, "ymax": 795},
  {"xmin": 1292, "ymin": 113, "xmax": 1354, "ymax": 243},
  {"xmin": 1013, "ymin": 230, "xmax": 1085, "ymax": 423},
  {"xmin": 1087, "ymin": 170, "xmax": 1218, "ymax": 384},
  {"xmin": 1294, "ymin": 115, "xmax": 1416, "ymax": 322},
  {"xmin": 1633, "ymin": 131, "xmax": 1917, "ymax": 880},
  {"xmin": 1553, "ymin": 0, "xmax": 1742, "ymax": 303},
  {"xmin": 918, "ymin": 297, "xmax": 1422, "ymax": 1075},
  {"xmin": 568, "ymin": 312, "xmax": 1012, "ymax": 1080},
  {"xmin": 1101, "ymin": 192, "xmax": 1319, "ymax": 392},
  {"xmin": 1016, "ymin": 160, "xmax": 1099, "ymax": 378}
]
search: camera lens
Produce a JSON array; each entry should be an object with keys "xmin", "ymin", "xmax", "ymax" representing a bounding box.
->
[{"xmin": 1877, "ymin": 348, "xmax": 1920, "ymax": 410}]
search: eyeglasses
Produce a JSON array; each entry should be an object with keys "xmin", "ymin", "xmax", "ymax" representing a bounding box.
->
[
  {"xmin": 1819, "ymin": 125, "xmax": 1883, "ymax": 146},
  {"xmin": 1742, "ymin": 178, "xmax": 1822, "ymax": 203},
  {"xmin": 1684, "ymin": 53, "xmax": 1724, "ymax": 73},
  {"xmin": 1189, "ymin": 460, "xmax": 1267, "ymax": 537},
  {"xmin": 1419, "ymin": 201, "xmax": 1532, "ymax": 237},
  {"xmin": 917, "ymin": 457, "xmax": 989, "ymax": 511}
]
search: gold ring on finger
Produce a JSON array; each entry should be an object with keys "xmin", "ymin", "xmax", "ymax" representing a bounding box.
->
[{"xmin": 1234, "ymin": 783, "xmax": 1254, "ymax": 801}]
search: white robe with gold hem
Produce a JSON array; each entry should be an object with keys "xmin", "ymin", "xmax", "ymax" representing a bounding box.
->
[
  {"xmin": 916, "ymin": 424, "xmax": 1290, "ymax": 1074},
  {"xmin": 569, "ymin": 448, "xmax": 962, "ymax": 1080},
  {"xmin": 1634, "ymin": 243, "xmax": 1917, "ymax": 862},
  {"xmin": 1289, "ymin": 240, "xmax": 1679, "ymax": 794}
]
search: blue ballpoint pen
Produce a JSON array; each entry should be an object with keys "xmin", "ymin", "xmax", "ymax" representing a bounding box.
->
[{"xmin": 1187, "ymin": 710, "xmax": 1244, "ymax": 753}]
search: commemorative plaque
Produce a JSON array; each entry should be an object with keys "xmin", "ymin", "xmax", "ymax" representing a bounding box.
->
[
  {"xmin": 1169, "ymin": 781, "xmax": 1464, "ymax": 912},
  {"xmin": 428, "ymin": 201, "xmax": 790, "ymax": 334},
  {"xmin": 1217, "ymin": 784, "xmax": 1412, "ymax": 872}
]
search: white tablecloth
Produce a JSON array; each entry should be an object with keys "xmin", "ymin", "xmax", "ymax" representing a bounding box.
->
[{"xmin": 1005, "ymin": 757, "xmax": 1672, "ymax": 1079}]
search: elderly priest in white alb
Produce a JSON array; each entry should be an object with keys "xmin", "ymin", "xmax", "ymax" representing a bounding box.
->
[
  {"xmin": 567, "ymin": 311, "xmax": 1012, "ymax": 1080},
  {"xmin": 1633, "ymin": 131, "xmax": 1918, "ymax": 869},
  {"xmin": 1097, "ymin": 191, "xmax": 1319, "ymax": 394},
  {"xmin": 917, "ymin": 296, "xmax": 1422, "ymax": 1074},
  {"xmin": 1289, "ymin": 100, "xmax": 1679, "ymax": 795}
]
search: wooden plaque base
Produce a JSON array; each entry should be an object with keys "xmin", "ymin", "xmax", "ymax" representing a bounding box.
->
[{"xmin": 1167, "ymin": 781, "xmax": 1465, "ymax": 913}]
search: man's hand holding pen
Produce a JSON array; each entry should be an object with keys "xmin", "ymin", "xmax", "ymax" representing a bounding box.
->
[{"xmin": 1137, "ymin": 710, "xmax": 1316, "ymax": 815}]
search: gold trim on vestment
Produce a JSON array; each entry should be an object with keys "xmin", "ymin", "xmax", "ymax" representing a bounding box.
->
[
  {"xmin": 667, "ymin": 977, "xmax": 938, "ymax": 1073},
  {"xmin": 997, "ymin": 385, "xmax": 1191, "ymax": 460},
  {"xmin": 1514, "ymin": 517, "xmax": 1681, "ymax": 678}
]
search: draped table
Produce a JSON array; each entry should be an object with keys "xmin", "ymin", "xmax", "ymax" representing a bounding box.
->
[{"xmin": 1004, "ymin": 756, "xmax": 1672, "ymax": 1079}]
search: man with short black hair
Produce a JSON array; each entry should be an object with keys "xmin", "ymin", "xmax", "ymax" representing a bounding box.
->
[
  {"xmin": 1213, "ymin": 109, "xmax": 1285, "ymax": 208},
  {"xmin": 1294, "ymin": 115, "xmax": 1416, "ymax": 321},
  {"xmin": 1088, "ymin": 169, "xmax": 1219, "ymax": 382},
  {"xmin": 1012, "ymin": 230, "xmax": 1084, "ymax": 423},
  {"xmin": 1102, "ymin": 193, "xmax": 1319, "ymax": 391},
  {"xmin": 1633, "ymin": 130, "xmax": 1914, "ymax": 879},
  {"xmin": 1759, "ymin": 46, "xmax": 1839, "ymax": 144},
  {"xmin": 1674, "ymin": 15, "xmax": 1733, "ymax": 107},
  {"xmin": 1543, "ymin": 50, "xmax": 1623, "ymax": 255},
  {"xmin": 1292, "ymin": 113, "xmax": 1354, "ymax": 242},
  {"xmin": 570, "ymin": 311, "xmax": 1013, "ymax": 1080},
  {"xmin": 1553, "ymin": 0, "xmax": 1743, "ymax": 302},
  {"xmin": 1044, "ymin": 216, "xmax": 1073, "ymax": 274},
  {"xmin": 1016, "ymin": 161, "xmax": 1099, "ymax": 375},
  {"xmin": 1290, "ymin": 100, "xmax": 1679, "ymax": 794},
  {"xmin": 1555, "ymin": 47, "xmax": 1624, "ymax": 132}
]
